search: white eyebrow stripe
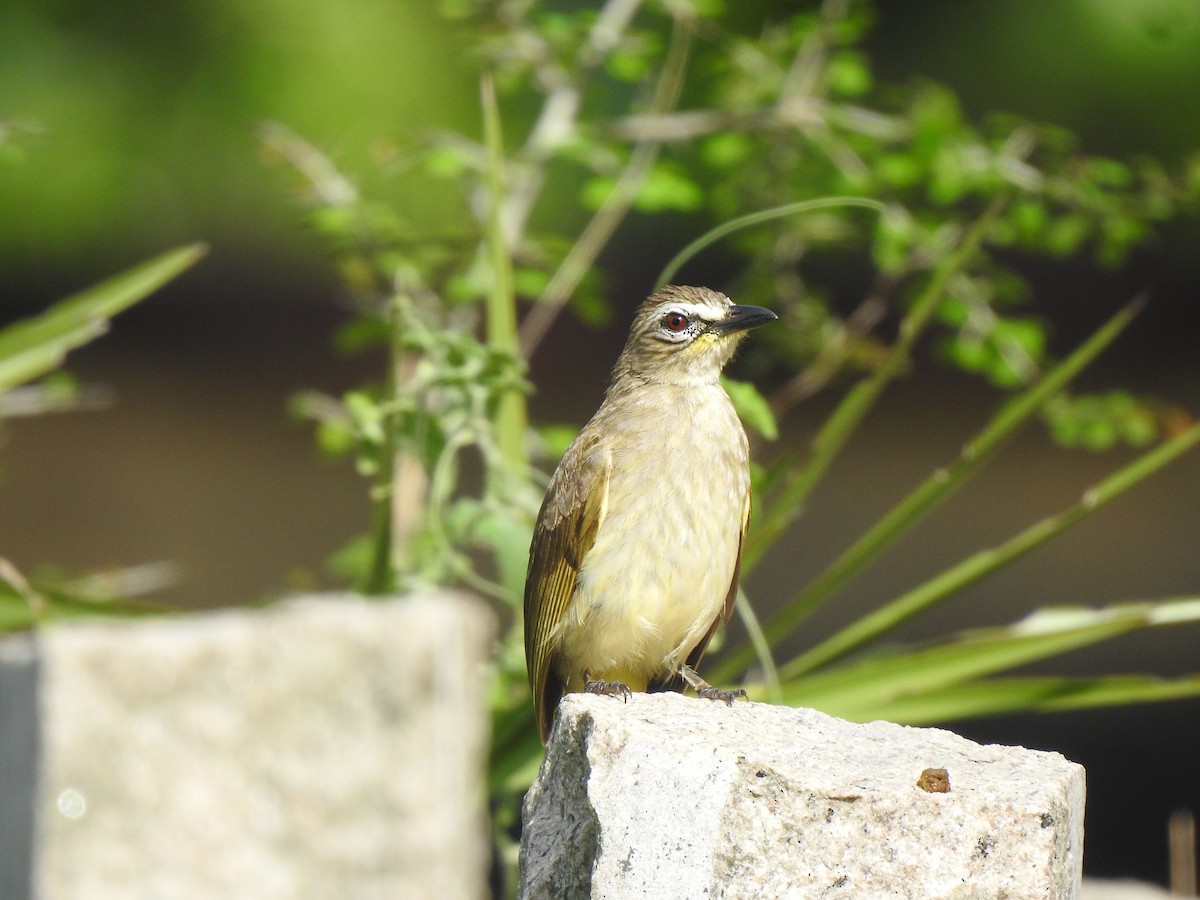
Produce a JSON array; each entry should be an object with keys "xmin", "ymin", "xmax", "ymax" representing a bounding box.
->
[{"xmin": 665, "ymin": 301, "xmax": 725, "ymax": 322}]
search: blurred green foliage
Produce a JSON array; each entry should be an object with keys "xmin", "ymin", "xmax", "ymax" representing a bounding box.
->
[
  {"xmin": 0, "ymin": 1, "xmax": 476, "ymax": 271},
  {"xmin": 3, "ymin": 0, "xmax": 1200, "ymax": 277},
  {"xmin": 259, "ymin": 2, "xmax": 1200, "ymax": 890},
  {"xmin": 871, "ymin": 0, "xmax": 1200, "ymax": 158},
  {"xmin": 4, "ymin": 0, "xmax": 1200, "ymax": 892}
]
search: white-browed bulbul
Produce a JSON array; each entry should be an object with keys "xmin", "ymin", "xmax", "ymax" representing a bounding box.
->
[{"xmin": 524, "ymin": 285, "xmax": 777, "ymax": 743}]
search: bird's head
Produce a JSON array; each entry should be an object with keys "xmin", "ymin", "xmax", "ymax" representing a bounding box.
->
[{"xmin": 614, "ymin": 285, "xmax": 778, "ymax": 386}]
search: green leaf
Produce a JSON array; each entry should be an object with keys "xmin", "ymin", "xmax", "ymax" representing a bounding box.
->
[
  {"xmin": 634, "ymin": 161, "xmax": 703, "ymax": 213},
  {"xmin": 1044, "ymin": 213, "xmax": 1092, "ymax": 256},
  {"xmin": 770, "ymin": 598, "xmax": 1200, "ymax": 721},
  {"xmin": 1087, "ymin": 156, "xmax": 1133, "ymax": 189},
  {"xmin": 1009, "ymin": 199, "xmax": 1048, "ymax": 243},
  {"xmin": 722, "ymin": 376, "xmax": 778, "ymax": 440},
  {"xmin": 861, "ymin": 674, "xmax": 1200, "ymax": 725},
  {"xmin": 513, "ymin": 267, "xmax": 550, "ymax": 299},
  {"xmin": 0, "ymin": 244, "xmax": 208, "ymax": 393},
  {"xmin": 333, "ymin": 316, "xmax": 391, "ymax": 355},
  {"xmin": 316, "ymin": 419, "xmax": 356, "ymax": 457},
  {"xmin": 701, "ymin": 133, "xmax": 754, "ymax": 170},
  {"xmin": 871, "ymin": 204, "xmax": 918, "ymax": 273},
  {"xmin": 826, "ymin": 50, "xmax": 872, "ymax": 98},
  {"xmin": 581, "ymin": 176, "xmax": 618, "ymax": 211},
  {"xmin": 344, "ymin": 390, "xmax": 386, "ymax": 444},
  {"xmin": 0, "ymin": 584, "xmax": 36, "ymax": 631},
  {"xmin": 874, "ymin": 154, "xmax": 924, "ymax": 190},
  {"xmin": 568, "ymin": 284, "xmax": 613, "ymax": 328},
  {"xmin": 1043, "ymin": 391, "xmax": 1161, "ymax": 451}
]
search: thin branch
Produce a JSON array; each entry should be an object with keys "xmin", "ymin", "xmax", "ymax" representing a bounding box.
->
[
  {"xmin": 0, "ymin": 557, "xmax": 45, "ymax": 618},
  {"xmin": 257, "ymin": 121, "xmax": 358, "ymax": 208},
  {"xmin": 733, "ymin": 588, "xmax": 782, "ymax": 704},
  {"xmin": 582, "ymin": 0, "xmax": 647, "ymax": 64},
  {"xmin": 519, "ymin": 15, "xmax": 695, "ymax": 359},
  {"xmin": 0, "ymin": 382, "xmax": 113, "ymax": 417},
  {"xmin": 776, "ymin": 0, "xmax": 852, "ymax": 118},
  {"xmin": 609, "ymin": 101, "xmax": 909, "ymax": 143},
  {"xmin": 501, "ymin": 0, "xmax": 650, "ymax": 246},
  {"xmin": 767, "ymin": 289, "xmax": 890, "ymax": 418}
]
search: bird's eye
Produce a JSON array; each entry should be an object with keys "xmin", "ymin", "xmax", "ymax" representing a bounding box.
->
[{"xmin": 663, "ymin": 312, "xmax": 690, "ymax": 333}]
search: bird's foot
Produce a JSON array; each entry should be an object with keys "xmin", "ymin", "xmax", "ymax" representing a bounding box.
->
[
  {"xmin": 697, "ymin": 685, "xmax": 749, "ymax": 706},
  {"xmin": 584, "ymin": 674, "xmax": 632, "ymax": 702},
  {"xmin": 680, "ymin": 663, "xmax": 748, "ymax": 705}
]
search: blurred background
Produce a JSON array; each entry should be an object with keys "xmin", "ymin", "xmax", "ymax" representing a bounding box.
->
[{"xmin": 2, "ymin": 0, "xmax": 1198, "ymax": 888}]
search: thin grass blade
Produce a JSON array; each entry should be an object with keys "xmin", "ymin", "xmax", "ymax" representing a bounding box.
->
[
  {"xmin": 778, "ymin": 421, "xmax": 1200, "ymax": 679},
  {"xmin": 0, "ymin": 243, "xmax": 207, "ymax": 392},
  {"xmin": 654, "ymin": 197, "xmax": 885, "ymax": 288},
  {"xmin": 769, "ymin": 597, "xmax": 1200, "ymax": 717},
  {"xmin": 858, "ymin": 673, "xmax": 1200, "ymax": 725}
]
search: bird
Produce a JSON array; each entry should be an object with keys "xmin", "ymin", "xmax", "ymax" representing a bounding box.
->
[{"xmin": 523, "ymin": 285, "xmax": 778, "ymax": 743}]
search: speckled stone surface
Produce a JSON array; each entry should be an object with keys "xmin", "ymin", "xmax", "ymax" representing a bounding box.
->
[
  {"xmin": 519, "ymin": 692, "xmax": 1084, "ymax": 900},
  {"xmin": 22, "ymin": 593, "xmax": 492, "ymax": 900}
]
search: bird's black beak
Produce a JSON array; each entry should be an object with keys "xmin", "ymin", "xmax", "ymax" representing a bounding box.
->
[{"xmin": 711, "ymin": 304, "xmax": 778, "ymax": 334}]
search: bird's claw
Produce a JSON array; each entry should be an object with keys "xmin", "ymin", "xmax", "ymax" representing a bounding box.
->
[
  {"xmin": 698, "ymin": 686, "xmax": 748, "ymax": 706},
  {"xmin": 584, "ymin": 677, "xmax": 633, "ymax": 702}
]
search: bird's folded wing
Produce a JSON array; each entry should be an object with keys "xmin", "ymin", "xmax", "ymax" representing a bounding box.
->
[{"xmin": 524, "ymin": 433, "xmax": 611, "ymax": 741}]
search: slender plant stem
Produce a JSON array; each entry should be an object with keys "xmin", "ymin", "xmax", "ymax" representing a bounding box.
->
[
  {"xmin": 780, "ymin": 420, "xmax": 1200, "ymax": 678},
  {"xmin": 654, "ymin": 197, "xmax": 886, "ymax": 287},
  {"xmin": 388, "ymin": 355, "xmax": 428, "ymax": 580},
  {"xmin": 733, "ymin": 589, "xmax": 782, "ymax": 703},
  {"xmin": 482, "ymin": 73, "xmax": 528, "ymax": 473},
  {"xmin": 364, "ymin": 303, "xmax": 408, "ymax": 595},
  {"xmin": 364, "ymin": 455, "xmax": 396, "ymax": 594}
]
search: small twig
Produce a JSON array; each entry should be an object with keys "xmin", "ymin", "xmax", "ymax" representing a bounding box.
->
[
  {"xmin": 501, "ymin": 0, "xmax": 651, "ymax": 246},
  {"xmin": 775, "ymin": 0, "xmax": 869, "ymax": 179},
  {"xmin": 609, "ymin": 101, "xmax": 908, "ymax": 143},
  {"xmin": 1169, "ymin": 809, "xmax": 1197, "ymax": 897},
  {"xmin": 519, "ymin": 14, "xmax": 696, "ymax": 359},
  {"xmin": 611, "ymin": 108, "xmax": 769, "ymax": 141},
  {"xmin": 767, "ymin": 289, "xmax": 890, "ymax": 419},
  {"xmin": 0, "ymin": 383, "xmax": 114, "ymax": 417},
  {"xmin": 776, "ymin": 0, "xmax": 851, "ymax": 115},
  {"xmin": 63, "ymin": 562, "xmax": 181, "ymax": 599},
  {"xmin": 582, "ymin": 0, "xmax": 647, "ymax": 64},
  {"xmin": 0, "ymin": 557, "xmax": 46, "ymax": 618},
  {"xmin": 257, "ymin": 121, "xmax": 358, "ymax": 208}
]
